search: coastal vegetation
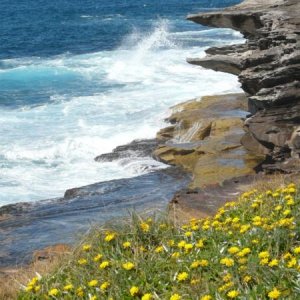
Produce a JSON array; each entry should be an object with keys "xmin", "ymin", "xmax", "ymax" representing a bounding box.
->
[{"xmin": 19, "ymin": 183, "xmax": 300, "ymax": 299}]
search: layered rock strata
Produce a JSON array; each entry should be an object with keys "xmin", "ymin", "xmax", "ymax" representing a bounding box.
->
[{"xmin": 187, "ymin": 0, "xmax": 300, "ymax": 172}]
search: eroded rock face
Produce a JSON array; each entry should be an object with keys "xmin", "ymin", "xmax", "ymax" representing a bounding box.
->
[
  {"xmin": 154, "ymin": 94, "xmax": 263, "ymax": 188},
  {"xmin": 187, "ymin": 0, "xmax": 300, "ymax": 172}
]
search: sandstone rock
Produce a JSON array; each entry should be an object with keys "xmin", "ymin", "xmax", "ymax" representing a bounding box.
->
[{"xmin": 154, "ymin": 94, "xmax": 263, "ymax": 188}]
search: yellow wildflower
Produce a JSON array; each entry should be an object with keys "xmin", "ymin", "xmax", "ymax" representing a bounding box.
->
[
  {"xmin": 170, "ymin": 294, "xmax": 181, "ymax": 300},
  {"xmin": 93, "ymin": 254, "xmax": 103, "ymax": 262},
  {"xmin": 293, "ymin": 246, "xmax": 300, "ymax": 254},
  {"xmin": 63, "ymin": 284, "xmax": 73, "ymax": 291},
  {"xmin": 99, "ymin": 261, "xmax": 110, "ymax": 269},
  {"xmin": 199, "ymin": 259, "xmax": 209, "ymax": 267},
  {"xmin": 243, "ymin": 275, "xmax": 252, "ymax": 283},
  {"xmin": 200, "ymin": 296, "xmax": 212, "ymax": 300},
  {"xmin": 228, "ymin": 246, "xmax": 240, "ymax": 254},
  {"xmin": 237, "ymin": 248, "xmax": 251, "ymax": 257},
  {"xmin": 122, "ymin": 262, "xmax": 135, "ymax": 270},
  {"xmin": 130, "ymin": 286, "xmax": 139, "ymax": 296},
  {"xmin": 78, "ymin": 258, "xmax": 87, "ymax": 265},
  {"xmin": 104, "ymin": 232, "xmax": 116, "ymax": 242},
  {"xmin": 260, "ymin": 258, "xmax": 269, "ymax": 265},
  {"xmin": 195, "ymin": 239, "xmax": 204, "ymax": 248},
  {"xmin": 100, "ymin": 281, "xmax": 110, "ymax": 291},
  {"xmin": 141, "ymin": 293, "xmax": 152, "ymax": 300},
  {"xmin": 268, "ymin": 288, "xmax": 281, "ymax": 299},
  {"xmin": 220, "ymin": 257, "xmax": 234, "ymax": 267},
  {"xmin": 177, "ymin": 240, "xmax": 186, "ymax": 249},
  {"xmin": 268, "ymin": 259, "xmax": 279, "ymax": 267},
  {"xmin": 155, "ymin": 246, "xmax": 164, "ymax": 253},
  {"xmin": 168, "ymin": 240, "xmax": 175, "ymax": 247},
  {"xmin": 177, "ymin": 272, "xmax": 188, "ymax": 282},
  {"xmin": 140, "ymin": 222, "xmax": 150, "ymax": 232},
  {"xmin": 82, "ymin": 244, "xmax": 91, "ymax": 251},
  {"xmin": 123, "ymin": 241, "xmax": 131, "ymax": 248},
  {"xmin": 240, "ymin": 224, "xmax": 251, "ymax": 233},
  {"xmin": 76, "ymin": 287, "xmax": 84, "ymax": 297},
  {"xmin": 258, "ymin": 251, "xmax": 270, "ymax": 259},
  {"xmin": 184, "ymin": 243, "xmax": 193, "ymax": 252},
  {"xmin": 191, "ymin": 261, "xmax": 200, "ymax": 268},
  {"xmin": 222, "ymin": 273, "xmax": 232, "ymax": 282},
  {"xmin": 190, "ymin": 279, "xmax": 200, "ymax": 285},
  {"xmin": 287, "ymin": 257, "xmax": 297, "ymax": 268},
  {"xmin": 227, "ymin": 290, "xmax": 239, "ymax": 298},
  {"xmin": 88, "ymin": 280, "xmax": 98, "ymax": 287},
  {"xmin": 185, "ymin": 231, "xmax": 192, "ymax": 237},
  {"xmin": 48, "ymin": 288, "xmax": 59, "ymax": 297},
  {"xmin": 171, "ymin": 252, "xmax": 180, "ymax": 259}
]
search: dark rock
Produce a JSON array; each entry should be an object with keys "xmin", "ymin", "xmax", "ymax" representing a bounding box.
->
[
  {"xmin": 187, "ymin": 54, "xmax": 243, "ymax": 75},
  {"xmin": 95, "ymin": 139, "xmax": 158, "ymax": 162},
  {"xmin": 0, "ymin": 167, "xmax": 189, "ymax": 267}
]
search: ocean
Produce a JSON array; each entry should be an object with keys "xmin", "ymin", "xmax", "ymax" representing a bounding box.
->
[{"xmin": 0, "ymin": 0, "xmax": 243, "ymax": 206}]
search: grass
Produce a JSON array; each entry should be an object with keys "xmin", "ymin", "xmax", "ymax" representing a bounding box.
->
[{"xmin": 18, "ymin": 183, "xmax": 300, "ymax": 299}]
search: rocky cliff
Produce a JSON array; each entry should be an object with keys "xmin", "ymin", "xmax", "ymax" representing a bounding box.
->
[{"xmin": 188, "ymin": 0, "xmax": 300, "ymax": 173}]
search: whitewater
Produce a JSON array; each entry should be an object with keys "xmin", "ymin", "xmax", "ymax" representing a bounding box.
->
[{"xmin": 0, "ymin": 19, "xmax": 244, "ymax": 205}]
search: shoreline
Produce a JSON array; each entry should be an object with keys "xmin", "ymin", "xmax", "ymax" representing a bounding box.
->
[{"xmin": 1, "ymin": 0, "xmax": 299, "ymax": 291}]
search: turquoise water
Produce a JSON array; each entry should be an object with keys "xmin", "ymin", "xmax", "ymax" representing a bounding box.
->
[{"xmin": 0, "ymin": 0, "xmax": 243, "ymax": 205}]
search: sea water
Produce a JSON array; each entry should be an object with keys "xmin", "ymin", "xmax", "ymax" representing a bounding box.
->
[{"xmin": 0, "ymin": 0, "xmax": 243, "ymax": 205}]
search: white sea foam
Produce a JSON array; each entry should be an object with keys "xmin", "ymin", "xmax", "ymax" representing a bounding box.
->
[{"xmin": 0, "ymin": 21, "xmax": 244, "ymax": 205}]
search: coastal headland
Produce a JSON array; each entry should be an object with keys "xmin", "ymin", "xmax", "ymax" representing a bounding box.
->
[{"xmin": 0, "ymin": 0, "xmax": 299, "ymax": 297}]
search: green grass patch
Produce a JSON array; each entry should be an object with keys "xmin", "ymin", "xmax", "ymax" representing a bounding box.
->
[{"xmin": 19, "ymin": 183, "xmax": 300, "ymax": 299}]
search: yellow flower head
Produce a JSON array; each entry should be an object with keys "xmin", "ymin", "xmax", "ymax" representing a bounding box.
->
[
  {"xmin": 184, "ymin": 243, "xmax": 193, "ymax": 252},
  {"xmin": 228, "ymin": 246, "xmax": 240, "ymax": 254},
  {"xmin": 82, "ymin": 244, "xmax": 91, "ymax": 251},
  {"xmin": 220, "ymin": 257, "xmax": 234, "ymax": 267},
  {"xmin": 99, "ymin": 261, "xmax": 110, "ymax": 269},
  {"xmin": 268, "ymin": 259, "xmax": 279, "ymax": 267},
  {"xmin": 177, "ymin": 240, "xmax": 186, "ymax": 249},
  {"xmin": 88, "ymin": 280, "xmax": 98, "ymax": 287},
  {"xmin": 100, "ymin": 281, "xmax": 110, "ymax": 291},
  {"xmin": 195, "ymin": 239, "xmax": 204, "ymax": 248},
  {"xmin": 63, "ymin": 284, "xmax": 73, "ymax": 291},
  {"xmin": 141, "ymin": 293, "xmax": 152, "ymax": 300},
  {"xmin": 293, "ymin": 246, "xmax": 300, "ymax": 254},
  {"xmin": 130, "ymin": 286, "xmax": 139, "ymax": 296},
  {"xmin": 177, "ymin": 272, "xmax": 188, "ymax": 282},
  {"xmin": 123, "ymin": 241, "xmax": 131, "ymax": 248},
  {"xmin": 122, "ymin": 262, "xmax": 135, "ymax": 270},
  {"xmin": 76, "ymin": 287, "xmax": 84, "ymax": 297},
  {"xmin": 140, "ymin": 222, "xmax": 150, "ymax": 232},
  {"xmin": 199, "ymin": 259, "xmax": 209, "ymax": 267},
  {"xmin": 155, "ymin": 246, "xmax": 164, "ymax": 253},
  {"xmin": 268, "ymin": 288, "xmax": 281, "ymax": 299},
  {"xmin": 48, "ymin": 288, "xmax": 59, "ymax": 297},
  {"xmin": 93, "ymin": 254, "xmax": 103, "ymax": 262},
  {"xmin": 227, "ymin": 290, "xmax": 240, "ymax": 298},
  {"xmin": 258, "ymin": 251, "xmax": 270, "ymax": 259},
  {"xmin": 170, "ymin": 294, "xmax": 181, "ymax": 300},
  {"xmin": 171, "ymin": 252, "xmax": 180, "ymax": 259},
  {"xmin": 243, "ymin": 275, "xmax": 252, "ymax": 283},
  {"xmin": 78, "ymin": 258, "xmax": 87, "ymax": 265},
  {"xmin": 185, "ymin": 231, "xmax": 192, "ymax": 237},
  {"xmin": 200, "ymin": 296, "xmax": 212, "ymax": 300},
  {"xmin": 104, "ymin": 232, "xmax": 116, "ymax": 242}
]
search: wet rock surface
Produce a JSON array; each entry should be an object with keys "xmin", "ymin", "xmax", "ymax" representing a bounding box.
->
[
  {"xmin": 95, "ymin": 139, "xmax": 158, "ymax": 162},
  {"xmin": 154, "ymin": 94, "xmax": 263, "ymax": 188},
  {"xmin": 0, "ymin": 168, "xmax": 189, "ymax": 267},
  {"xmin": 187, "ymin": 0, "xmax": 300, "ymax": 172}
]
